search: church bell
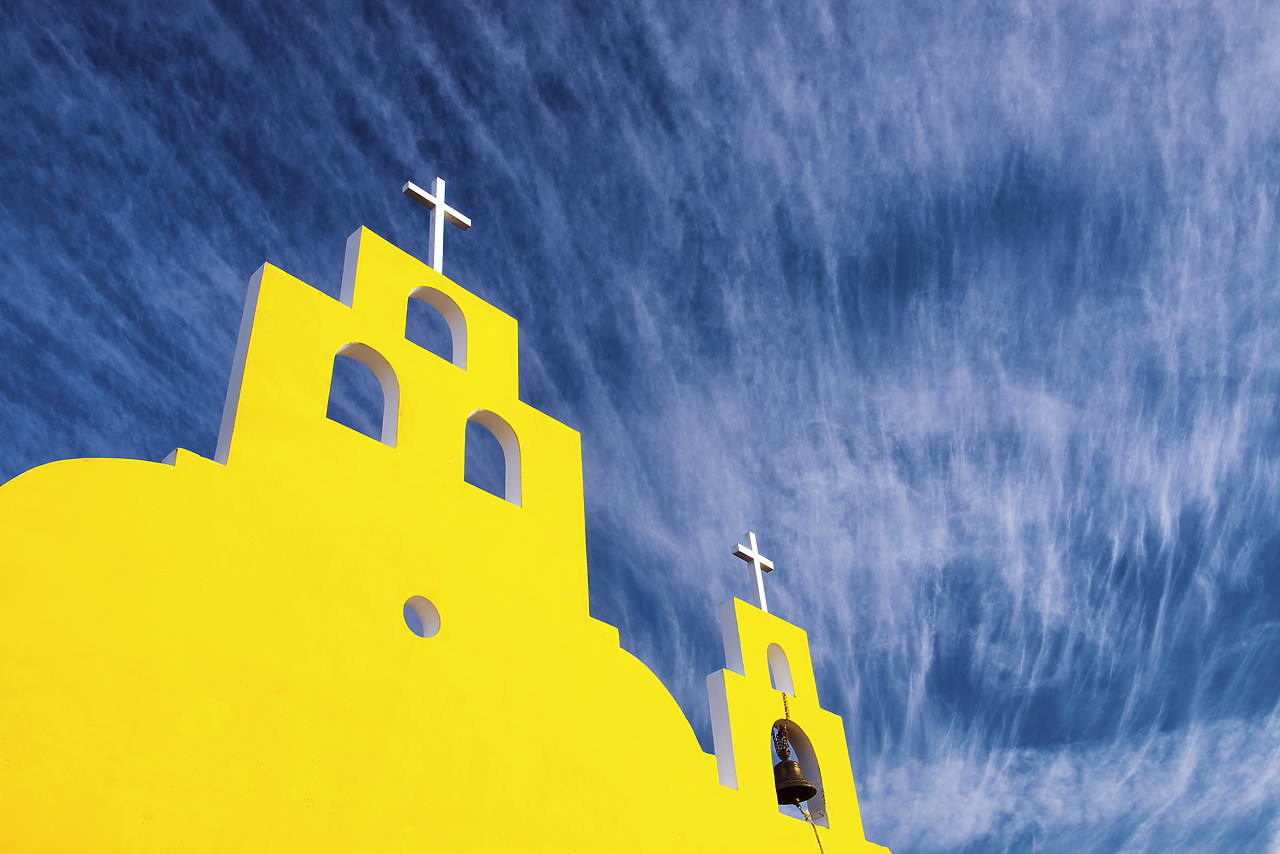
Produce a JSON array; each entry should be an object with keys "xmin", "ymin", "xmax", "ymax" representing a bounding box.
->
[
  {"xmin": 773, "ymin": 758, "xmax": 818, "ymax": 805},
  {"xmin": 772, "ymin": 721, "xmax": 818, "ymax": 805}
]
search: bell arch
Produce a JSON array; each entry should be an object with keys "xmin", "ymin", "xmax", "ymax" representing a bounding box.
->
[
  {"xmin": 326, "ymin": 342, "xmax": 399, "ymax": 447},
  {"xmin": 771, "ymin": 719, "xmax": 828, "ymax": 827},
  {"xmin": 465, "ymin": 410, "xmax": 521, "ymax": 506},
  {"xmin": 407, "ymin": 286, "xmax": 467, "ymax": 368}
]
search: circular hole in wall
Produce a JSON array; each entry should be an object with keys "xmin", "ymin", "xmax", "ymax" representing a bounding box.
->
[{"xmin": 403, "ymin": 596, "xmax": 440, "ymax": 638}]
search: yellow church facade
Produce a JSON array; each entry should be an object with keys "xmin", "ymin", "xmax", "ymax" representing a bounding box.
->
[{"xmin": 0, "ymin": 225, "xmax": 890, "ymax": 852}]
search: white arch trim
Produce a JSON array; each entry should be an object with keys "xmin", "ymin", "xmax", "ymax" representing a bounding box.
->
[
  {"xmin": 337, "ymin": 342, "xmax": 399, "ymax": 447},
  {"xmin": 408, "ymin": 286, "xmax": 467, "ymax": 369},
  {"xmin": 767, "ymin": 643, "xmax": 795, "ymax": 696},
  {"xmin": 467, "ymin": 409, "xmax": 521, "ymax": 506}
]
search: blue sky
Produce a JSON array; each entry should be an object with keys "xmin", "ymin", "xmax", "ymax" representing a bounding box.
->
[{"xmin": 4, "ymin": 1, "xmax": 1280, "ymax": 850}]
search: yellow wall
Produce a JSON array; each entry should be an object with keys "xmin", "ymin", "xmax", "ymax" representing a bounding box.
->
[{"xmin": 0, "ymin": 227, "xmax": 890, "ymax": 852}]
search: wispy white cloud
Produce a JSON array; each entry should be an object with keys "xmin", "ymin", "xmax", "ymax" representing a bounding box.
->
[
  {"xmin": 3, "ymin": 1, "xmax": 1279, "ymax": 850},
  {"xmin": 862, "ymin": 713, "xmax": 1280, "ymax": 852}
]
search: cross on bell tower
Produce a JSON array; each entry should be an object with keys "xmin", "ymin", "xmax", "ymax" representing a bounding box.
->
[
  {"xmin": 732, "ymin": 531, "xmax": 775, "ymax": 612},
  {"xmin": 402, "ymin": 177, "xmax": 471, "ymax": 274}
]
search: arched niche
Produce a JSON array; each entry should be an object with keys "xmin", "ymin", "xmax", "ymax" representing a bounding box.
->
[
  {"xmin": 767, "ymin": 643, "xmax": 795, "ymax": 696},
  {"xmin": 326, "ymin": 342, "xmax": 399, "ymax": 447},
  {"xmin": 407, "ymin": 286, "xmax": 466, "ymax": 369},
  {"xmin": 466, "ymin": 410, "xmax": 521, "ymax": 506},
  {"xmin": 771, "ymin": 719, "xmax": 828, "ymax": 827}
]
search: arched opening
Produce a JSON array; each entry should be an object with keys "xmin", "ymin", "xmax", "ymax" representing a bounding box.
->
[
  {"xmin": 465, "ymin": 410, "xmax": 521, "ymax": 505},
  {"xmin": 407, "ymin": 286, "xmax": 466, "ymax": 368},
  {"xmin": 771, "ymin": 719, "xmax": 828, "ymax": 827},
  {"xmin": 767, "ymin": 643, "xmax": 794, "ymax": 695},
  {"xmin": 464, "ymin": 420, "xmax": 505, "ymax": 498},
  {"xmin": 325, "ymin": 343, "xmax": 399, "ymax": 446},
  {"xmin": 405, "ymin": 296, "xmax": 453, "ymax": 363}
]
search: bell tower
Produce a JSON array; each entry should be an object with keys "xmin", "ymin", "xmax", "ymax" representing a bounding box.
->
[{"xmin": 709, "ymin": 596, "xmax": 871, "ymax": 836}]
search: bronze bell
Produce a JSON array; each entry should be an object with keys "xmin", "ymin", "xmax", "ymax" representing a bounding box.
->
[
  {"xmin": 774, "ymin": 758, "xmax": 818, "ymax": 805},
  {"xmin": 772, "ymin": 720, "xmax": 818, "ymax": 804}
]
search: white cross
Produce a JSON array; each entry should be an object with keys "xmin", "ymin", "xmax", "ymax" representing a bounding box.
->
[
  {"xmin": 402, "ymin": 177, "xmax": 471, "ymax": 274},
  {"xmin": 733, "ymin": 531, "xmax": 775, "ymax": 612}
]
